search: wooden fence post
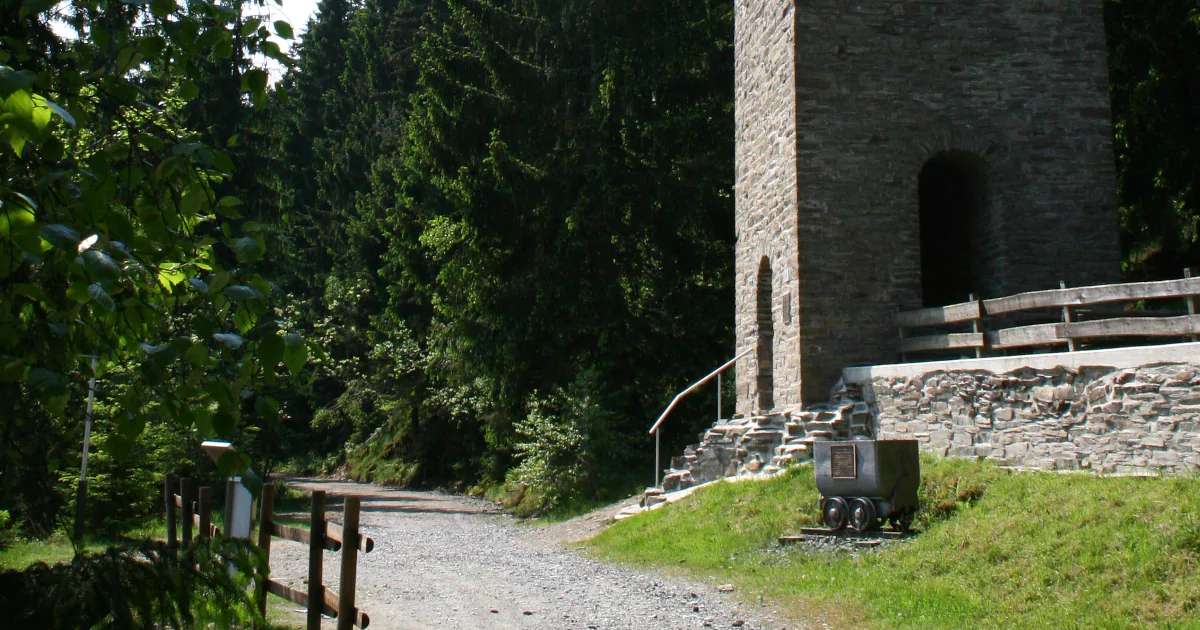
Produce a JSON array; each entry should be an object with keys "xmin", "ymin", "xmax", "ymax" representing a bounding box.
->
[
  {"xmin": 181, "ymin": 478, "xmax": 194, "ymax": 546},
  {"xmin": 337, "ymin": 496, "xmax": 361, "ymax": 630},
  {"xmin": 1059, "ymin": 281, "xmax": 1077, "ymax": 352},
  {"xmin": 256, "ymin": 483, "xmax": 275, "ymax": 618},
  {"xmin": 307, "ymin": 490, "xmax": 326, "ymax": 630},
  {"xmin": 969, "ymin": 294, "xmax": 983, "ymax": 358},
  {"xmin": 164, "ymin": 474, "xmax": 177, "ymax": 550},
  {"xmin": 1187, "ymin": 269, "xmax": 1197, "ymax": 342},
  {"xmin": 198, "ymin": 486, "xmax": 212, "ymax": 541}
]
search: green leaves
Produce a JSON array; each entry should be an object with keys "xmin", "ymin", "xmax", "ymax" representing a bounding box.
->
[
  {"xmin": 40, "ymin": 98, "xmax": 74, "ymax": 127},
  {"xmin": 0, "ymin": 199, "xmax": 35, "ymax": 237},
  {"xmin": 149, "ymin": 0, "xmax": 175, "ymax": 18},
  {"xmin": 3, "ymin": 89, "xmax": 33, "ymax": 121},
  {"xmin": 27, "ymin": 368, "xmax": 66, "ymax": 396},
  {"xmin": 241, "ymin": 69, "xmax": 269, "ymax": 107},
  {"xmin": 223, "ymin": 284, "xmax": 263, "ymax": 301},
  {"xmin": 38, "ymin": 223, "xmax": 80, "ymax": 250},
  {"xmin": 283, "ymin": 334, "xmax": 307, "ymax": 376},
  {"xmin": 0, "ymin": 67, "xmax": 35, "ymax": 97},
  {"xmin": 88, "ymin": 283, "xmax": 117, "ymax": 312},
  {"xmin": 184, "ymin": 343, "xmax": 208, "ymax": 366},
  {"xmin": 240, "ymin": 69, "xmax": 268, "ymax": 94},
  {"xmin": 233, "ymin": 237, "xmax": 263, "ymax": 263},
  {"xmin": 274, "ymin": 20, "xmax": 294, "ymax": 39},
  {"xmin": 213, "ymin": 333, "xmax": 244, "ymax": 350},
  {"xmin": 1107, "ymin": 1, "xmax": 1200, "ymax": 278},
  {"xmin": 258, "ymin": 333, "xmax": 284, "ymax": 378},
  {"xmin": 179, "ymin": 81, "xmax": 200, "ymax": 102},
  {"xmin": 83, "ymin": 250, "xmax": 122, "ymax": 283},
  {"xmin": 19, "ymin": 0, "xmax": 58, "ymax": 20},
  {"xmin": 0, "ymin": 2, "xmax": 329, "ymax": 545},
  {"xmin": 254, "ymin": 395, "xmax": 278, "ymax": 425},
  {"xmin": 217, "ymin": 448, "xmax": 250, "ymax": 475},
  {"xmin": 2, "ymin": 89, "xmax": 33, "ymax": 155},
  {"xmin": 1, "ymin": 71, "xmax": 76, "ymax": 157}
]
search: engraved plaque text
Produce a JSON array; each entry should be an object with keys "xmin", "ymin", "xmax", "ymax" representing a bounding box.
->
[{"xmin": 829, "ymin": 443, "xmax": 858, "ymax": 480}]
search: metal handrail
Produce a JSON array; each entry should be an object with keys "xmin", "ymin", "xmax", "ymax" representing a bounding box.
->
[{"xmin": 648, "ymin": 348, "xmax": 752, "ymax": 487}]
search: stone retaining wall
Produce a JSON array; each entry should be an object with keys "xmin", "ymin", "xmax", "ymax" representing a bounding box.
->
[{"xmin": 867, "ymin": 362, "xmax": 1200, "ymax": 475}]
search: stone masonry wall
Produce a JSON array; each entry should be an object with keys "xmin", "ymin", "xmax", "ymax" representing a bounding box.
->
[
  {"xmin": 734, "ymin": 0, "xmax": 801, "ymax": 416},
  {"xmin": 868, "ymin": 363, "xmax": 1200, "ymax": 476},
  {"xmin": 791, "ymin": 0, "xmax": 1121, "ymax": 402},
  {"xmin": 733, "ymin": 0, "xmax": 1122, "ymax": 416}
]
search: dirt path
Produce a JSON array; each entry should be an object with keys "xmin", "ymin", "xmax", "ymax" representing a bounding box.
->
[{"xmin": 266, "ymin": 479, "xmax": 800, "ymax": 630}]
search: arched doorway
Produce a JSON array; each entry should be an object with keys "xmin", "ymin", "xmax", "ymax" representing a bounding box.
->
[
  {"xmin": 919, "ymin": 150, "xmax": 989, "ymax": 306},
  {"xmin": 756, "ymin": 257, "xmax": 774, "ymax": 411}
]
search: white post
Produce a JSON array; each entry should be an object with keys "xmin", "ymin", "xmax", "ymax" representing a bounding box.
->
[
  {"xmin": 81, "ymin": 356, "xmax": 97, "ymax": 480},
  {"xmin": 74, "ymin": 356, "xmax": 98, "ymax": 543}
]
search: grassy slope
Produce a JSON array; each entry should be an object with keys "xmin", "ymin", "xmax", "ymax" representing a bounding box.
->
[{"xmin": 587, "ymin": 459, "xmax": 1200, "ymax": 629}]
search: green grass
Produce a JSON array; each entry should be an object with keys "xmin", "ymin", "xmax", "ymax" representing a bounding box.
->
[
  {"xmin": 587, "ymin": 458, "xmax": 1200, "ymax": 629},
  {"xmin": 0, "ymin": 519, "xmax": 174, "ymax": 570},
  {"xmin": 0, "ymin": 516, "xmax": 304, "ymax": 630},
  {"xmin": 0, "ymin": 535, "xmax": 80, "ymax": 570}
]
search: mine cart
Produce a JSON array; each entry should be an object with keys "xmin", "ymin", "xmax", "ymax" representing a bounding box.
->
[{"xmin": 814, "ymin": 439, "xmax": 920, "ymax": 532}]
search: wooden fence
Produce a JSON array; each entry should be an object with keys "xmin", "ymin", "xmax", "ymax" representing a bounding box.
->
[
  {"xmin": 163, "ymin": 475, "xmax": 221, "ymax": 547},
  {"xmin": 164, "ymin": 477, "xmax": 374, "ymax": 629},
  {"xmin": 257, "ymin": 485, "xmax": 374, "ymax": 629},
  {"xmin": 897, "ymin": 270, "xmax": 1200, "ymax": 360}
]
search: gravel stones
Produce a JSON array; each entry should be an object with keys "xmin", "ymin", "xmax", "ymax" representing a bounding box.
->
[{"xmin": 267, "ymin": 480, "xmax": 803, "ymax": 629}]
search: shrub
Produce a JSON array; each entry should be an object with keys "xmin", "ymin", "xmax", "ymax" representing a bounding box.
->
[
  {"xmin": 0, "ymin": 537, "xmax": 265, "ymax": 629},
  {"xmin": 506, "ymin": 379, "xmax": 601, "ymax": 515},
  {"xmin": 57, "ymin": 403, "xmax": 204, "ymax": 539},
  {"xmin": 0, "ymin": 510, "xmax": 12, "ymax": 550}
]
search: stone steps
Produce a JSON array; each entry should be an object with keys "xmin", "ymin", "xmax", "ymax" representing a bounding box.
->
[{"xmin": 632, "ymin": 377, "xmax": 874, "ymax": 516}]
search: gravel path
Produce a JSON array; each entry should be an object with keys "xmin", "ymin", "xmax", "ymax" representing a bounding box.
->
[{"xmin": 266, "ymin": 480, "xmax": 807, "ymax": 630}]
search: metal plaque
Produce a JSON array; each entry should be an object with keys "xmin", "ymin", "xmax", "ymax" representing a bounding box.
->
[{"xmin": 829, "ymin": 443, "xmax": 858, "ymax": 480}]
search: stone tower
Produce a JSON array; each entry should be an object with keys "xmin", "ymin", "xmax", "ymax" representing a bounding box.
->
[{"xmin": 734, "ymin": 0, "xmax": 1121, "ymax": 416}]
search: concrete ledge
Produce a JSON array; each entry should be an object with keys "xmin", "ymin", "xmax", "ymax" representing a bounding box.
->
[{"xmin": 843, "ymin": 342, "xmax": 1200, "ymax": 384}]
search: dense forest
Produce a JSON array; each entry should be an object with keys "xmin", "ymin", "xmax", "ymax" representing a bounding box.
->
[{"xmin": 1, "ymin": 0, "xmax": 1199, "ymax": 544}]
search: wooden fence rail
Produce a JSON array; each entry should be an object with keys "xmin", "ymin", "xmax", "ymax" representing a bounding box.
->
[
  {"xmin": 897, "ymin": 295, "xmax": 984, "ymax": 360},
  {"xmin": 163, "ymin": 476, "xmax": 220, "ymax": 545},
  {"xmin": 256, "ymin": 485, "xmax": 374, "ymax": 630},
  {"xmin": 165, "ymin": 477, "xmax": 374, "ymax": 629},
  {"xmin": 897, "ymin": 269, "xmax": 1200, "ymax": 359}
]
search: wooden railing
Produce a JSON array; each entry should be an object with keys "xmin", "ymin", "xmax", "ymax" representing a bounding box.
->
[
  {"xmin": 897, "ymin": 270, "xmax": 1200, "ymax": 360},
  {"xmin": 896, "ymin": 296, "xmax": 984, "ymax": 358},
  {"xmin": 257, "ymin": 485, "xmax": 374, "ymax": 630},
  {"xmin": 164, "ymin": 476, "xmax": 221, "ymax": 547},
  {"xmin": 164, "ymin": 477, "xmax": 374, "ymax": 629}
]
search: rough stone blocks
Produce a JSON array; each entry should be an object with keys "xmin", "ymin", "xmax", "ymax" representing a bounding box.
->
[{"xmin": 734, "ymin": 0, "xmax": 1120, "ymax": 416}]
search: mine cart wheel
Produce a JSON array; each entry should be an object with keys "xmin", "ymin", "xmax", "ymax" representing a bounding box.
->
[
  {"xmin": 822, "ymin": 497, "xmax": 848, "ymax": 531},
  {"xmin": 848, "ymin": 498, "xmax": 876, "ymax": 533},
  {"xmin": 893, "ymin": 511, "xmax": 914, "ymax": 534}
]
